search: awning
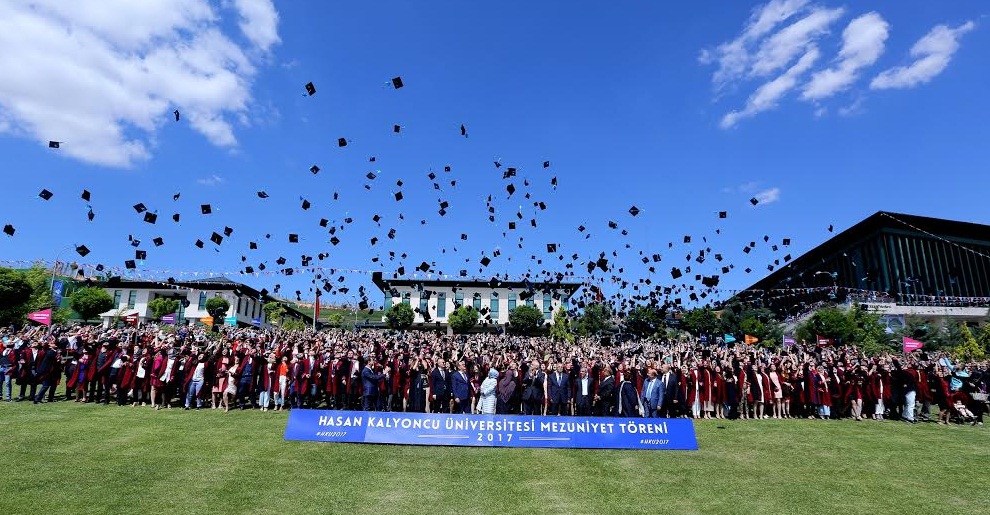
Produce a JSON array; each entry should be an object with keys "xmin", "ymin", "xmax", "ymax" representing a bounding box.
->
[{"xmin": 98, "ymin": 308, "xmax": 140, "ymax": 318}]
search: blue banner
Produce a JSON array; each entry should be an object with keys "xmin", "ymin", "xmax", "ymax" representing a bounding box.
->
[
  {"xmin": 284, "ymin": 411, "xmax": 698, "ymax": 450},
  {"xmin": 52, "ymin": 280, "xmax": 64, "ymax": 308}
]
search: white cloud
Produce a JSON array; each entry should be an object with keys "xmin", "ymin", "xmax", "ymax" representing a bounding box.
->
[
  {"xmin": 0, "ymin": 0, "xmax": 280, "ymax": 168},
  {"xmin": 721, "ymin": 46, "xmax": 821, "ymax": 129},
  {"xmin": 755, "ymin": 187, "xmax": 782, "ymax": 205},
  {"xmin": 701, "ymin": 0, "xmax": 812, "ymax": 89},
  {"xmin": 197, "ymin": 174, "xmax": 225, "ymax": 186},
  {"xmin": 749, "ymin": 7, "xmax": 845, "ymax": 77},
  {"xmin": 231, "ymin": 0, "xmax": 280, "ymax": 53},
  {"xmin": 871, "ymin": 21, "xmax": 975, "ymax": 90},
  {"xmin": 802, "ymin": 12, "xmax": 889, "ymax": 100}
]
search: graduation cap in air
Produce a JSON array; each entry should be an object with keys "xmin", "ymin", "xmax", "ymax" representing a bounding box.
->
[
  {"xmin": 125, "ymin": 260, "xmax": 136, "ymax": 270},
  {"xmin": 48, "ymin": 141, "xmax": 60, "ymax": 149},
  {"xmin": 257, "ymin": 191, "xmax": 269, "ymax": 199},
  {"xmin": 172, "ymin": 213, "xmax": 180, "ymax": 223},
  {"xmin": 39, "ymin": 189, "xmax": 54, "ymax": 201},
  {"xmin": 87, "ymin": 208, "xmax": 95, "ymax": 222},
  {"xmin": 195, "ymin": 240, "xmax": 204, "ymax": 249},
  {"xmin": 135, "ymin": 250, "xmax": 147, "ymax": 260},
  {"xmin": 480, "ymin": 256, "xmax": 492, "ymax": 267},
  {"xmin": 337, "ymin": 138, "xmax": 348, "ymax": 147},
  {"xmin": 366, "ymin": 171, "xmax": 377, "ymax": 181},
  {"xmin": 276, "ymin": 257, "xmax": 287, "ymax": 265},
  {"xmin": 828, "ymin": 225, "xmax": 834, "ymax": 233},
  {"xmin": 288, "ymin": 234, "xmax": 299, "ymax": 243},
  {"xmin": 718, "ymin": 211, "xmax": 727, "ymax": 219},
  {"xmin": 210, "ymin": 232, "xmax": 223, "ymax": 245},
  {"xmin": 460, "ymin": 124, "xmax": 468, "ymax": 137},
  {"xmin": 671, "ymin": 267, "xmax": 682, "ymax": 279},
  {"xmin": 153, "ymin": 237, "xmax": 164, "ymax": 247},
  {"xmin": 547, "ymin": 243, "xmax": 557, "ymax": 253},
  {"xmin": 783, "ymin": 238, "xmax": 791, "ymax": 246},
  {"xmin": 310, "ymin": 165, "xmax": 320, "ymax": 175},
  {"xmin": 301, "ymin": 198, "xmax": 311, "ymax": 210},
  {"xmin": 75, "ymin": 245, "xmax": 90, "ymax": 257},
  {"xmin": 201, "ymin": 204, "xmax": 212, "ymax": 215},
  {"xmin": 2, "ymin": 224, "xmax": 14, "ymax": 237},
  {"xmin": 543, "ymin": 161, "xmax": 550, "ymax": 168},
  {"xmin": 173, "ymin": 110, "xmax": 180, "ymax": 121},
  {"xmin": 393, "ymin": 191, "xmax": 403, "ymax": 201},
  {"xmin": 628, "ymin": 206, "xmax": 640, "ymax": 217},
  {"xmin": 393, "ymin": 124, "xmax": 401, "ymax": 133},
  {"xmin": 305, "ymin": 82, "xmax": 316, "ymax": 95},
  {"xmin": 81, "ymin": 190, "xmax": 91, "ymax": 202},
  {"xmin": 330, "ymin": 236, "xmax": 340, "ymax": 246},
  {"xmin": 223, "ymin": 226, "xmax": 234, "ymax": 237},
  {"xmin": 391, "ymin": 76, "xmax": 404, "ymax": 89}
]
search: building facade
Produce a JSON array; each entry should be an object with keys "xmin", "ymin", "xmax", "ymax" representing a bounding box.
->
[
  {"xmin": 97, "ymin": 277, "xmax": 296, "ymax": 328},
  {"xmin": 372, "ymin": 272, "xmax": 581, "ymax": 327}
]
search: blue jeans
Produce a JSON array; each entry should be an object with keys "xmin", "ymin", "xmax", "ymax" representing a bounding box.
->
[
  {"xmin": 185, "ymin": 380, "xmax": 203, "ymax": 408},
  {"xmin": 0, "ymin": 369, "xmax": 11, "ymax": 401},
  {"xmin": 258, "ymin": 390, "xmax": 270, "ymax": 409},
  {"xmin": 903, "ymin": 390, "xmax": 916, "ymax": 422},
  {"xmin": 34, "ymin": 379, "xmax": 56, "ymax": 403}
]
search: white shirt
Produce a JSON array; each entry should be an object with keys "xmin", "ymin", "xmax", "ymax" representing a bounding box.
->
[
  {"xmin": 580, "ymin": 377, "xmax": 590, "ymax": 396},
  {"xmin": 192, "ymin": 362, "xmax": 206, "ymax": 382}
]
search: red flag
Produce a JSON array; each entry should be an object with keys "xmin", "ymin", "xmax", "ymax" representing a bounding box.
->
[
  {"xmin": 27, "ymin": 309, "xmax": 52, "ymax": 326},
  {"xmin": 903, "ymin": 337, "xmax": 923, "ymax": 353},
  {"xmin": 816, "ymin": 334, "xmax": 832, "ymax": 347},
  {"xmin": 314, "ymin": 293, "xmax": 321, "ymax": 323}
]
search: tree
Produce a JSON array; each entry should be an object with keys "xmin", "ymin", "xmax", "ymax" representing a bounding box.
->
[
  {"xmin": 576, "ymin": 303, "xmax": 610, "ymax": 336},
  {"xmin": 448, "ymin": 305, "xmax": 479, "ymax": 334},
  {"xmin": 795, "ymin": 307, "xmax": 856, "ymax": 345},
  {"xmin": 69, "ymin": 287, "xmax": 114, "ymax": 322},
  {"xmin": 326, "ymin": 312, "xmax": 345, "ymax": 327},
  {"xmin": 851, "ymin": 305, "xmax": 891, "ymax": 356},
  {"xmin": 282, "ymin": 318, "xmax": 306, "ymax": 331},
  {"xmin": 147, "ymin": 297, "xmax": 180, "ymax": 320},
  {"xmin": 263, "ymin": 302, "xmax": 287, "ymax": 326},
  {"xmin": 384, "ymin": 303, "xmax": 414, "ymax": 330},
  {"xmin": 550, "ymin": 307, "xmax": 574, "ymax": 343},
  {"xmin": 205, "ymin": 296, "xmax": 231, "ymax": 321},
  {"xmin": 0, "ymin": 268, "xmax": 33, "ymax": 310},
  {"xmin": 624, "ymin": 304, "xmax": 665, "ymax": 338},
  {"xmin": 954, "ymin": 324, "xmax": 986, "ymax": 362},
  {"xmin": 509, "ymin": 305, "xmax": 544, "ymax": 335},
  {"xmin": 681, "ymin": 306, "xmax": 720, "ymax": 337}
]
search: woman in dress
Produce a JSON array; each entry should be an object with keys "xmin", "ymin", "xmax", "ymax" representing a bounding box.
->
[
  {"xmin": 212, "ymin": 348, "xmax": 231, "ymax": 410},
  {"xmin": 150, "ymin": 348, "xmax": 166, "ymax": 410},
  {"xmin": 769, "ymin": 363, "xmax": 783, "ymax": 419},
  {"xmin": 274, "ymin": 355, "xmax": 289, "ymax": 411},
  {"xmin": 479, "ymin": 368, "xmax": 499, "ymax": 415},
  {"xmin": 132, "ymin": 348, "xmax": 148, "ymax": 406},
  {"xmin": 71, "ymin": 352, "xmax": 89, "ymax": 402},
  {"xmin": 223, "ymin": 356, "xmax": 239, "ymax": 413}
]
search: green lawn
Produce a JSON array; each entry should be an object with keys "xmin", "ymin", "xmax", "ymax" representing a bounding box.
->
[{"xmin": 1, "ymin": 403, "xmax": 986, "ymax": 515}]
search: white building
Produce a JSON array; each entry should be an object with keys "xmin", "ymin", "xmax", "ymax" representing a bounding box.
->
[
  {"xmin": 97, "ymin": 277, "xmax": 298, "ymax": 328},
  {"xmin": 372, "ymin": 272, "xmax": 581, "ymax": 328}
]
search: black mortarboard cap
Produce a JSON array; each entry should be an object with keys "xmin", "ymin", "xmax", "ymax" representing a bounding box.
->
[
  {"xmin": 2, "ymin": 225, "xmax": 14, "ymax": 236},
  {"xmin": 783, "ymin": 238, "xmax": 791, "ymax": 246},
  {"xmin": 153, "ymin": 237, "xmax": 164, "ymax": 247},
  {"xmin": 460, "ymin": 124, "xmax": 467, "ymax": 136},
  {"xmin": 628, "ymin": 206, "xmax": 640, "ymax": 216},
  {"xmin": 547, "ymin": 243, "xmax": 557, "ymax": 253},
  {"xmin": 310, "ymin": 165, "xmax": 320, "ymax": 175},
  {"xmin": 195, "ymin": 239, "xmax": 204, "ymax": 248},
  {"xmin": 319, "ymin": 219, "xmax": 329, "ymax": 228},
  {"xmin": 201, "ymin": 204, "xmax": 212, "ymax": 215},
  {"xmin": 393, "ymin": 124, "xmax": 401, "ymax": 133},
  {"xmin": 750, "ymin": 197, "xmax": 759, "ymax": 206},
  {"xmin": 480, "ymin": 256, "xmax": 491, "ymax": 267},
  {"xmin": 39, "ymin": 189, "xmax": 54, "ymax": 200},
  {"xmin": 125, "ymin": 260, "xmax": 136, "ymax": 269},
  {"xmin": 337, "ymin": 138, "xmax": 347, "ymax": 147},
  {"xmin": 223, "ymin": 226, "xmax": 233, "ymax": 237},
  {"xmin": 276, "ymin": 257, "xmax": 287, "ymax": 265},
  {"xmin": 75, "ymin": 245, "xmax": 90, "ymax": 257},
  {"xmin": 173, "ymin": 213, "xmax": 180, "ymax": 222},
  {"xmin": 719, "ymin": 211, "xmax": 727, "ymax": 218},
  {"xmin": 257, "ymin": 191, "xmax": 269, "ymax": 199},
  {"xmin": 135, "ymin": 250, "xmax": 147, "ymax": 260},
  {"xmin": 394, "ymin": 191, "xmax": 403, "ymax": 201},
  {"xmin": 391, "ymin": 76, "xmax": 403, "ymax": 89},
  {"xmin": 143, "ymin": 212, "xmax": 157, "ymax": 224},
  {"xmin": 671, "ymin": 267, "xmax": 682, "ymax": 279},
  {"xmin": 330, "ymin": 237, "xmax": 340, "ymax": 246},
  {"xmin": 81, "ymin": 190, "xmax": 91, "ymax": 202},
  {"xmin": 301, "ymin": 199, "xmax": 311, "ymax": 210},
  {"xmin": 543, "ymin": 161, "xmax": 550, "ymax": 168},
  {"xmin": 305, "ymin": 82, "xmax": 316, "ymax": 95},
  {"xmin": 48, "ymin": 141, "xmax": 60, "ymax": 149},
  {"xmin": 289, "ymin": 234, "xmax": 298, "ymax": 243},
  {"xmin": 211, "ymin": 232, "xmax": 223, "ymax": 245}
]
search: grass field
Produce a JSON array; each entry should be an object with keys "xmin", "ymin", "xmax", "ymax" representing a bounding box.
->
[{"xmin": 1, "ymin": 403, "xmax": 987, "ymax": 515}]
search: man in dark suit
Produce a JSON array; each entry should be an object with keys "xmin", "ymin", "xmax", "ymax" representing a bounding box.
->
[
  {"xmin": 575, "ymin": 367, "xmax": 594, "ymax": 416},
  {"xmin": 658, "ymin": 363, "xmax": 679, "ymax": 418},
  {"xmin": 548, "ymin": 363, "xmax": 570, "ymax": 416},
  {"xmin": 641, "ymin": 368, "xmax": 662, "ymax": 417},
  {"xmin": 595, "ymin": 365, "xmax": 615, "ymax": 417},
  {"xmin": 32, "ymin": 340, "xmax": 59, "ymax": 404},
  {"xmin": 451, "ymin": 361, "xmax": 472, "ymax": 414},
  {"xmin": 361, "ymin": 358, "xmax": 387, "ymax": 411},
  {"xmin": 429, "ymin": 359, "xmax": 451, "ymax": 413}
]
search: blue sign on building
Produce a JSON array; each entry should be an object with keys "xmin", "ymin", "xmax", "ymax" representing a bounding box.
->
[
  {"xmin": 284, "ymin": 411, "xmax": 698, "ymax": 451},
  {"xmin": 52, "ymin": 280, "xmax": 64, "ymax": 308}
]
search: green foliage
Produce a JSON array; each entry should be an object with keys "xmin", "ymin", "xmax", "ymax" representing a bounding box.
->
[
  {"xmin": 0, "ymin": 266, "xmax": 57, "ymax": 326},
  {"xmin": 262, "ymin": 302, "xmax": 287, "ymax": 326},
  {"xmin": 326, "ymin": 312, "xmax": 346, "ymax": 327},
  {"xmin": 384, "ymin": 302, "xmax": 414, "ymax": 330},
  {"xmin": 894, "ymin": 317, "xmax": 959, "ymax": 351},
  {"xmin": 51, "ymin": 307, "xmax": 72, "ymax": 326},
  {"xmin": 979, "ymin": 324, "xmax": 990, "ymax": 354},
  {"xmin": 576, "ymin": 303, "xmax": 610, "ymax": 336},
  {"xmin": 0, "ymin": 268, "xmax": 33, "ymax": 310},
  {"xmin": 680, "ymin": 306, "xmax": 720, "ymax": 337},
  {"xmin": 147, "ymin": 297, "xmax": 180, "ymax": 320},
  {"xmin": 205, "ymin": 296, "xmax": 231, "ymax": 320},
  {"xmin": 550, "ymin": 307, "xmax": 574, "ymax": 342},
  {"xmin": 281, "ymin": 318, "xmax": 306, "ymax": 332},
  {"xmin": 795, "ymin": 307, "xmax": 856, "ymax": 344},
  {"xmin": 850, "ymin": 305, "xmax": 892, "ymax": 356},
  {"xmin": 509, "ymin": 305, "xmax": 545, "ymax": 335},
  {"xmin": 624, "ymin": 304, "xmax": 665, "ymax": 338},
  {"xmin": 69, "ymin": 287, "xmax": 114, "ymax": 321},
  {"xmin": 448, "ymin": 305, "xmax": 479, "ymax": 334},
  {"xmin": 954, "ymin": 324, "xmax": 986, "ymax": 362}
]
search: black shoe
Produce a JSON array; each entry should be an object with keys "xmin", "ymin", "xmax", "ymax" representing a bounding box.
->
[{"xmin": 184, "ymin": 407, "xmax": 190, "ymax": 410}]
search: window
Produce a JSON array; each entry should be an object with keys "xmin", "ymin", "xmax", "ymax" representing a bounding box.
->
[
  {"xmin": 113, "ymin": 290, "xmax": 122, "ymax": 307},
  {"xmin": 198, "ymin": 292, "xmax": 207, "ymax": 310},
  {"xmin": 508, "ymin": 293, "xmax": 516, "ymax": 310},
  {"xmin": 543, "ymin": 293, "xmax": 552, "ymax": 320},
  {"xmin": 473, "ymin": 293, "xmax": 482, "ymax": 310},
  {"xmin": 402, "ymin": 292, "xmax": 411, "ymax": 305},
  {"xmin": 490, "ymin": 293, "xmax": 499, "ymax": 318},
  {"xmin": 437, "ymin": 293, "xmax": 446, "ymax": 317},
  {"xmin": 384, "ymin": 294, "xmax": 393, "ymax": 310},
  {"xmin": 455, "ymin": 291, "xmax": 464, "ymax": 307},
  {"xmin": 526, "ymin": 295, "xmax": 534, "ymax": 307},
  {"xmin": 127, "ymin": 290, "xmax": 137, "ymax": 309},
  {"xmin": 419, "ymin": 295, "xmax": 428, "ymax": 315}
]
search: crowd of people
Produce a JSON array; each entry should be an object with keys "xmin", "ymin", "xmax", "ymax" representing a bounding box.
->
[{"xmin": 1, "ymin": 324, "xmax": 987, "ymax": 426}]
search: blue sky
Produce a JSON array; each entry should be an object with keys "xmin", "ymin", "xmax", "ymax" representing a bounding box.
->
[{"xmin": 0, "ymin": 0, "xmax": 987, "ymax": 309}]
